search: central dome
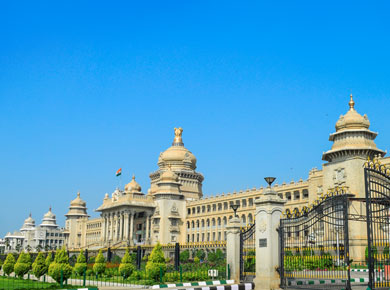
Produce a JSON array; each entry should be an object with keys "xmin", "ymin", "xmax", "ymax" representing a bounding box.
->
[
  {"xmin": 335, "ymin": 95, "xmax": 370, "ymax": 131},
  {"xmin": 159, "ymin": 128, "xmax": 197, "ymax": 169}
]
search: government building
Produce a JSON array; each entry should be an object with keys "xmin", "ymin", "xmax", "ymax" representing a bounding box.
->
[{"xmin": 62, "ymin": 95, "xmax": 389, "ymax": 254}]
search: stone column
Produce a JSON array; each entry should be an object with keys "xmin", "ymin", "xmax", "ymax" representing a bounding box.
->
[
  {"xmin": 109, "ymin": 214, "xmax": 114, "ymax": 241},
  {"xmin": 119, "ymin": 212, "xmax": 123, "ymax": 241},
  {"xmin": 129, "ymin": 211, "xmax": 134, "ymax": 245},
  {"xmin": 226, "ymin": 216, "xmax": 241, "ymax": 282},
  {"xmin": 114, "ymin": 213, "xmax": 118, "ymax": 242},
  {"xmin": 146, "ymin": 214, "xmax": 150, "ymax": 243},
  {"xmin": 124, "ymin": 211, "xmax": 129, "ymax": 240},
  {"xmin": 253, "ymin": 185, "xmax": 286, "ymax": 290}
]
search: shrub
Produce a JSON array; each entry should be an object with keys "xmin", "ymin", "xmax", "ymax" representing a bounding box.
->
[
  {"xmin": 164, "ymin": 271, "xmax": 180, "ymax": 282},
  {"xmin": 32, "ymin": 252, "xmax": 47, "ymax": 279},
  {"xmin": 93, "ymin": 250, "xmax": 106, "ymax": 276},
  {"xmin": 119, "ymin": 249, "xmax": 136, "ymax": 278},
  {"xmin": 45, "ymin": 254, "xmax": 52, "ymax": 269},
  {"xmin": 0, "ymin": 259, "xmax": 3, "ymax": 271},
  {"xmin": 15, "ymin": 251, "xmax": 32, "ymax": 278},
  {"xmin": 146, "ymin": 242, "xmax": 167, "ymax": 281},
  {"xmin": 74, "ymin": 250, "xmax": 87, "ymax": 276},
  {"xmin": 180, "ymin": 250, "xmax": 189, "ymax": 263},
  {"xmin": 48, "ymin": 248, "xmax": 73, "ymax": 283},
  {"xmin": 3, "ymin": 253, "xmax": 16, "ymax": 276},
  {"xmin": 195, "ymin": 250, "xmax": 206, "ymax": 261}
]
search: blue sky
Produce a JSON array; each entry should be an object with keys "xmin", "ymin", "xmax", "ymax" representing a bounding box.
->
[{"xmin": 0, "ymin": 1, "xmax": 389, "ymax": 236}]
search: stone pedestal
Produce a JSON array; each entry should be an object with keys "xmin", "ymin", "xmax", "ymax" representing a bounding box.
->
[
  {"xmin": 226, "ymin": 217, "xmax": 241, "ymax": 282},
  {"xmin": 254, "ymin": 186, "xmax": 286, "ymax": 290}
]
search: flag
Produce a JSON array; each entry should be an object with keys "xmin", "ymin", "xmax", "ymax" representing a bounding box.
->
[{"xmin": 116, "ymin": 168, "xmax": 122, "ymax": 177}]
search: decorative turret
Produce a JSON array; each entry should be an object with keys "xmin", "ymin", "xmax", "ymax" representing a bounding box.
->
[
  {"xmin": 124, "ymin": 175, "xmax": 142, "ymax": 194},
  {"xmin": 65, "ymin": 192, "xmax": 88, "ymax": 218},
  {"xmin": 322, "ymin": 95, "xmax": 386, "ymax": 162},
  {"xmin": 20, "ymin": 213, "xmax": 35, "ymax": 232},
  {"xmin": 149, "ymin": 127, "xmax": 204, "ymax": 200},
  {"xmin": 40, "ymin": 207, "xmax": 59, "ymax": 229}
]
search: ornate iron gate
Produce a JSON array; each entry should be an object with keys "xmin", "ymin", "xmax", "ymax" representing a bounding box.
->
[
  {"xmin": 240, "ymin": 223, "xmax": 256, "ymax": 282},
  {"xmin": 279, "ymin": 188, "xmax": 351, "ymax": 289},
  {"xmin": 364, "ymin": 158, "xmax": 390, "ymax": 289}
]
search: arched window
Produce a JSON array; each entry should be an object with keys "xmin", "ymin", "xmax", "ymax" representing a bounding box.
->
[
  {"xmin": 187, "ymin": 221, "xmax": 190, "ymax": 229},
  {"xmin": 223, "ymin": 216, "xmax": 227, "ymax": 226},
  {"xmin": 248, "ymin": 213, "xmax": 253, "ymax": 224},
  {"xmin": 196, "ymin": 220, "xmax": 199, "ymax": 228},
  {"xmin": 241, "ymin": 215, "xmax": 246, "ymax": 225},
  {"xmin": 201, "ymin": 219, "xmax": 205, "ymax": 228},
  {"xmin": 191, "ymin": 221, "xmax": 195, "ymax": 228},
  {"xmin": 206, "ymin": 219, "xmax": 210, "ymax": 227},
  {"xmin": 217, "ymin": 217, "xmax": 221, "ymax": 226},
  {"xmin": 212, "ymin": 218, "xmax": 216, "ymax": 227}
]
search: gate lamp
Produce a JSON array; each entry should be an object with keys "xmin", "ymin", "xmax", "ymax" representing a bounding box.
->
[
  {"xmin": 230, "ymin": 204, "xmax": 240, "ymax": 218},
  {"xmin": 264, "ymin": 177, "xmax": 276, "ymax": 187}
]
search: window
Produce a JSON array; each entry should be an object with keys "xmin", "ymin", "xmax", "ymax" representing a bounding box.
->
[
  {"xmin": 248, "ymin": 198, "xmax": 253, "ymax": 206},
  {"xmin": 303, "ymin": 189, "xmax": 309, "ymax": 199},
  {"xmin": 207, "ymin": 205, "xmax": 211, "ymax": 212},
  {"xmin": 202, "ymin": 206, "xmax": 206, "ymax": 213},
  {"xmin": 242, "ymin": 199, "xmax": 247, "ymax": 207},
  {"xmin": 224, "ymin": 202, "xmax": 228, "ymax": 210},
  {"xmin": 212, "ymin": 204, "xmax": 216, "ymax": 211},
  {"xmin": 294, "ymin": 191, "xmax": 300, "ymax": 200},
  {"xmin": 192, "ymin": 208, "xmax": 195, "ymax": 214},
  {"xmin": 218, "ymin": 203, "xmax": 222, "ymax": 211},
  {"xmin": 197, "ymin": 206, "xmax": 200, "ymax": 214},
  {"xmin": 188, "ymin": 209, "xmax": 191, "ymax": 215},
  {"xmin": 286, "ymin": 192, "xmax": 291, "ymax": 201}
]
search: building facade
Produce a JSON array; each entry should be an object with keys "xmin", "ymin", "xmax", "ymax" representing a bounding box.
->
[
  {"xmin": 4, "ymin": 208, "xmax": 66, "ymax": 253},
  {"xmin": 62, "ymin": 95, "xmax": 389, "ymax": 253}
]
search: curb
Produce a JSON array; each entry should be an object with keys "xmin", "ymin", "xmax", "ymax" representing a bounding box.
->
[
  {"xmin": 152, "ymin": 280, "xmax": 235, "ymax": 289},
  {"xmin": 156, "ymin": 283, "xmax": 254, "ymax": 290},
  {"xmin": 287, "ymin": 278, "xmax": 370, "ymax": 286},
  {"xmin": 351, "ymin": 268, "xmax": 383, "ymax": 272},
  {"xmin": 56, "ymin": 288, "xmax": 98, "ymax": 290}
]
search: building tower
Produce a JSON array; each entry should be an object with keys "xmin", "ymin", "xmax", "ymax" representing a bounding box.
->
[
  {"xmin": 64, "ymin": 192, "xmax": 89, "ymax": 249},
  {"xmin": 149, "ymin": 127, "xmax": 204, "ymax": 200}
]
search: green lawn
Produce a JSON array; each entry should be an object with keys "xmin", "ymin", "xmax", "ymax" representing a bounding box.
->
[{"xmin": 0, "ymin": 276, "xmax": 94, "ymax": 290}]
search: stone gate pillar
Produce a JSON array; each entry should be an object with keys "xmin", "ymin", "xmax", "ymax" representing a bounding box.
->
[
  {"xmin": 254, "ymin": 184, "xmax": 286, "ymax": 290},
  {"xmin": 226, "ymin": 216, "xmax": 241, "ymax": 282}
]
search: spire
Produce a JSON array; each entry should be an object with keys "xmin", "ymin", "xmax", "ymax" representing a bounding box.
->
[
  {"xmin": 77, "ymin": 191, "xmax": 80, "ymax": 197},
  {"xmin": 349, "ymin": 94, "xmax": 355, "ymax": 111},
  {"xmin": 172, "ymin": 127, "xmax": 184, "ymax": 146},
  {"xmin": 132, "ymin": 175, "xmax": 135, "ymax": 180},
  {"xmin": 29, "ymin": 212, "xmax": 32, "ymax": 218}
]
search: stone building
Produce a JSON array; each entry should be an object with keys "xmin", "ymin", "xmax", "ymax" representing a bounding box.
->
[
  {"xmin": 62, "ymin": 95, "xmax": 389, "ymax": 253},
  {"xmin": 4, "ymin": 208, "xmax": 66, "ymax": 253}
]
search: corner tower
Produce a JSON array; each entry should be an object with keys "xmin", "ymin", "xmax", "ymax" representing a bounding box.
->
[{"xmin": 149, "ymin": 128, "xmax": 204, "ymax": 200}]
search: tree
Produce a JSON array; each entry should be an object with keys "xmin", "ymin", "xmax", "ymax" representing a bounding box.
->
[
  {"xmin": 44, "ymin": 245, "xmax": 50, "ymax": 252},
  {"xmin": 45, "ymin": 254, "xmax": 52, "ymax": 270},
  {"xmin": 15, "ymin": 251, "xmax": 32, "ymax": 278},
  {"xmin": 36, "ymin": 245, "xmax": 43, "ymax": 252},
  {"xmin": 119, "ymin": 249, "xmax": 136, "ymax": 278},
  {"xmin": 15, "ymin": 244, "xmax": 22, "ymax": 253},
  {"xmin": 195, "ymin": 250, "xmax": 206, "ymax": 261},
  {"xmin": 146, "ymin": 242, "xmax": 167, "ymax": 281},
  {"xmin": 26, "ymin": 245, "xmax": 32, "ymax": 253},
  {"xmin": 32, "ymin": 252, "xmax": 48, "ymax": 279},
  {"xmin": 74, "ymin": 250, "xmax": 87, "ymax": 276},
  {"xmin": 3, "ymin": 253, "xmax": 16, "ymax": 276},
  {"xmin": 93, "ymin": 250, "xmax": 106, "ymax": 276},
  {"xmin": 180, "ymin": 250, "xmax": 190, "ymax": 263},
  {"xmin": 48, "ymin": 248, "xmax": 73, "ymax": 283}
]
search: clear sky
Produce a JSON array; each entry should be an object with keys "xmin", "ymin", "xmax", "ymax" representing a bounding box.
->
[{"xmin": 0, "ymin": 1, "xmax": 389, "ymax": 237}]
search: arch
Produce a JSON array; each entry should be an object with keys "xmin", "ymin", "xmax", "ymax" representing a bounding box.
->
[
  {"xmin": 191, "ymin": 221, "xmax": 195, "ymax": 229},
  {"xmin": 201, "ymin": 219, "xmax": 205, "ymax": 228},
  {"xmin": 241, "ymin": 214, "xmax": 246, "ymax": 225},
  {"xmin": 206, "ymin": 219, "xmax": 210, "ymax": 227},
  {"xmin": 187, "ymin": 221, "xmax": 190, "ymax": 229},
  {"xmin": 217, "ymin": 217, "xmax": 221, "ymax": 226},
  {"xmin": 223, "ymin": 216, "xmax": 227, "ymax": 226},
  {"xmin": 196, "ymin": 220, "xmax": 200, "ymax": 228},
  {"xmin": 212, "ymin": 218, "xmax": 216, "ymax": 227},
  {"xmin": 248, "ymin": 213, "xmax": 253, "ymax": 224}
]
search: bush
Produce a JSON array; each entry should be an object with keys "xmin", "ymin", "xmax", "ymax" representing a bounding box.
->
[
  {"xmin": 3, "ymin": 253, "xmax": 16, "ymax": 276},
  {"xmin": 164, "ymin": 271, "xmax": 180, "ymax": 282},
  {"xmin": 48, "ymin": 248, "xmax": 73, "ymax": 283},
  {"xmin": 0, "ymin": 259, "xmax": 3, "ymax": 271},
  {"xmin": 14, "ymin": 251, "xmax": 32, "ymax": 278},
  {"xmin": 74, "ymin": 250, "xmax": 87, "ymax": 276},
  {"xmin": 32, "ymin": 252, "xmax": 47, "ymax": 279},
  {"xmin": 93, "ymin": 250, "xmax": 106, "ymax": 276},
  {"xmin": 180, "ymin": 250, "xmax": 190, "ymax": 263},
  {"xmin": 195, "ymin": 250, "xmax": 206, "ymax": 261},
  {"xmin": 45, "ymin": 254, "xmax": 52, "ymax": 269},
  {"xmin": 146, "ymin": 242, "xmax": 167, "ymax": 281},
  {"xmin": 119, "ymin": 249, "xmax": 136, "ymax": 278}
]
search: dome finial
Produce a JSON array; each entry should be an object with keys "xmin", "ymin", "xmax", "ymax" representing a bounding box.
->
[
  {"xmin": 132, "ymin": 175, "xmax": 135, "ymax": 180},
  {"xmin": 29, "ymin": 212, "xmax": 32, "ymax": 218},
  {"xmin": 173, "ymin": 127, "xmax": 184, "ymax": 146},
  {"xmin": 349, "ymin": 94, "xmax": 355, "ymax": 111},
  {"xmin": 77, "ymin": 191, "xmax": 80, "ymax": 197}
]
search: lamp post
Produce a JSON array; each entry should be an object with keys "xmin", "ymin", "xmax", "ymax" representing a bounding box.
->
[
  {"xmin": 264, "ymin": 177, "xmax": 276, "ymax": 187},
  {"xmin": 230, "ymin": 204, "xmax": 240, "ymax": 218}
]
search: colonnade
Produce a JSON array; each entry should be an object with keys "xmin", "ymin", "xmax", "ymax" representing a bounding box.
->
[{"xmin": 101, "ymin": 210, "xmax": 152, "ymax": 245}]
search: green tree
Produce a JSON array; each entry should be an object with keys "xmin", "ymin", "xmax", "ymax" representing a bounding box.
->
[
  {"xmin": 119, "ymin": 249, "xmax": 136, "ymax": 278},
  {"xmin": 45, "ymin": 254, "xmax": 52, "ymax": 270},
  {"xmin": 3, "ymin": 253, "xmax": 16, "ymax": 276},
  {"xmin": 48, "ymin": 248, "xmax": 73, "ymax": 283},
  {"xmin": 14, "ymin": 251, "xmax": 32, "ymax": 278},
  {"xmin": 74, "ymin": 250, "xmax": 87, "ymax": 276},
  {"xmin": 93, "ymin": 250, "xmax": 106, "ymax": 276},
  {"xmin": 32, "ymin": 252, "xmax": 47, "ymax": 279},
  {"xmin": 180, "ymin": 250, "xmax": 190, "ymax": 263},
  {"xmin": 146, "ymin": 242, "xmax": 167, "ymax": 281},
  {"xmin": 195, "ymin": 250, "xmax": 206, "ymax": 261}
]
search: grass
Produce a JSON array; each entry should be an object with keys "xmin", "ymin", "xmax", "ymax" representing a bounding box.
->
[{"xmin": 0, "ymin": 276, "xmax": 95, "ymax": 290}]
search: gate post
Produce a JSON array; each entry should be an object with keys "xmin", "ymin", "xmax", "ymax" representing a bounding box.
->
[
  {"xmin": 254, "ymin": 183, "xmax": 286, "ymax": 290},
  {"xmin": 226, "ymin": 216, "xmax": 241, "ymax": 282}
]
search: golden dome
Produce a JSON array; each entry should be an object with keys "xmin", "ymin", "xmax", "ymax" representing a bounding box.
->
[
  {"xmin": 125, "ymin": 175, "xmax": 142, "ymax": 193},
  {"xmin": 70, "ymin": 192, "xmax": 86, "ymax": 207},
  {"xmin": 335, "ymin": 94, "xmax": 370, "ymax": 131},
  {"xmin": 159, "ymin": 128, "xmax": 197, "ymax": 168}
]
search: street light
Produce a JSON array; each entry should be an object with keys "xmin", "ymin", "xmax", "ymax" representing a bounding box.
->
[
  {"xmin": 230, "ymin": 204, "xmax": 240, "ymax": 218},
  {"xmin": 264, "ymin": 177, "xmax": 276, "ymax": 187}
]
